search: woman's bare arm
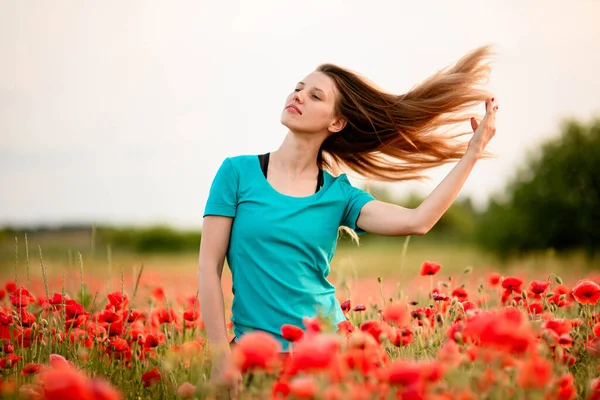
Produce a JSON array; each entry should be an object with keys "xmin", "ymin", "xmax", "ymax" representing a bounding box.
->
[
  {"xmin": 198, "ymin": 215, "xmax": 234, "ymax": 360},
  {"xmin": 357, "ymin": 98, "xmax": 498, "ymax": 236}
]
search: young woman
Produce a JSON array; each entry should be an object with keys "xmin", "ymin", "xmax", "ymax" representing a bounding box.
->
[{"xmin": 198, "ymin": 45, "xmax": 498, "ymax": 394}]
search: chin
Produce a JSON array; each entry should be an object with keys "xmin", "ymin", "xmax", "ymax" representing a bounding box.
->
[{"xmin": 280, "ymin": 115, "xmax": 300, "ymax": 130}]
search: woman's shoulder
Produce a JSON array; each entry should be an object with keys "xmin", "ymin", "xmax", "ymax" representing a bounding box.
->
[
  {"xmin": 325, "ymin": 171, "xmax": 372, "ymax": 197},
  {"xmin": 220, "ymin": 154, "xmax": 259, "ymax": 169},
  {"xmin": 324, "ymin": 170, "xmax": 351, "ymax": 186}
]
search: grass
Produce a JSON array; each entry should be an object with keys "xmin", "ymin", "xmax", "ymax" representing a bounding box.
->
[{"xmin": 0, "ymin": 231, "xmax": 599, "ymax": 399}]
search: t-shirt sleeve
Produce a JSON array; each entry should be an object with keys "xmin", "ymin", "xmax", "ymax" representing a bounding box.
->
[
  {"xmin": 203, "ymin": 158, "xmax": 239, "ymax": 218},
  {"xmin": 340, "ymin": 175, "xmax": 376, "ymax": 234}
]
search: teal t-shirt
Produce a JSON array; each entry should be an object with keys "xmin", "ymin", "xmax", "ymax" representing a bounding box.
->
[{"xmin": 203, "ymin": 155, "xmax": 375, "ymax": 351}]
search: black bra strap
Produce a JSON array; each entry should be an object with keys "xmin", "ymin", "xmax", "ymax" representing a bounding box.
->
[
  {"xmin": 258, "ymin": 153, "xmax": 323, "ymax": 193},
  {"xmin": 259, "ymin": 153, "xmax": 270, "ymax": 177}
]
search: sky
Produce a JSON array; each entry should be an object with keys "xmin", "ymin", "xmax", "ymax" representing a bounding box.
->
[{"xmin": 1, "ymin": 1, "xmax": 599, "ymax": 229}]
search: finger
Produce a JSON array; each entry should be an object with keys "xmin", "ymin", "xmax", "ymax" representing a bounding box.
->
[
  {"xmin": 486, "ymin": 97, "xmax": 495, "ymax": 114},
  {"xmin": 470, "ymin": 117, "xmax": 479, "ymax": 132}
]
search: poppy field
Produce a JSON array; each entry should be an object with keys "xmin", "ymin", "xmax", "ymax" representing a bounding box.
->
[{"xmin": 0, "ymin": 247, "xmax": 599, "ymax": 400}]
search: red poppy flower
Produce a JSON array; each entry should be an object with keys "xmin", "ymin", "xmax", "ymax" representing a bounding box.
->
[
  {"xmin": 286, "ymin": 334, "xmax": 340, "ymax": 374},
  {"xmin": 127, "ymin": 309, "xmax": 145, "ymax": 323},
  {"xmin": 66, "ymin": 314, "xmax": 89, "ymax": 330},
  {"xmin": 144, "ymin": 334, "xmax": 160, "ymax": 349},
  {"xmin": 150, "ymin": 287, "xmax": 165, "ymax": 302},
  {"xmin": 98, "ymin": 309, "xmax": 121, "ymax": 324},
  {"xmin": 593, "ymin": 323, "xmax": 600, "ymax": 337},
  {"xmin": 3, "ymin": 342, "xmax": 13, "ymax": 353},
  {"xmin": 390, "ymin": 327, "xmax": 413, "ymax": 347},
  {"xmin": 558, "ymin": 334, "xmax": 573, "ymax": 347},
  {"xmin": 106, "ymin": 292, "xmax": 128, "ymax": 311},
  {"xmin": 281, "ymin": 324, "xmax": 304, "ymax": 343},
  {"xmin": 183, "ymin": 309, "xmax": 199, "ymax": 322},
  {"xmin": 176, "ymin": 382, "xmax": 196, "ymax": 399},
  {"xmin": 0, "ymin": 353, "xmax": 22, "ymax": 369},
  {"xmin": 49, "ymin": 354, "xmax": 73, "ymax": 370},
  {"xmin": 18, "ymin": 384, "xmax": 43, "ymax": 399},
  {"xmin": 451, "ymin": 287, "xmax": 469, "ymax": 301},
  {"xmin": 48, "ymin": 293, "xmax": 70, "ymax": 309},
  {"xmin": 437, "ymin": 340, "xmax": 463, "ymax": 367},
  {"xmin": 21, "ymin": 363, "xmax": 43, "ymax": 375},
  {"xmin": 141, "ymin": 367, "xmax": 162, "ymax": 388},
  {"xmin": 516, "ymin": 356, "xmax": 553, "ymax": 389},
  {"xmin": 420, "ymin": 261, "xmax": 441, "ymax": 276},
  {"xmin": 289, "ymin": 376, "xmax": 317, "ymax": 399},
  {"xmin": 155, "ymin": 308, "xmax": 177, "ymax": 324},
  {"xmin": 340, "ymin": 299, "xmax": 351, "ymax": 312},
  {"xmin": 461, "ymin": 309, "xmax": 534, "ymax": 354},
  {"xmin": 15, "ymin": 327, "xmax": 38, "ymax": 348},
  {"xmin": 5, "ymin": 281, "xmax": 16, "ymax": 293},
  {"xmin": 432, "ymin": 293, "xmax": 450, "ymax": 302},
  {"xmin": 382, "ymin": 360, "xmax": 422, "ymax": 386},
  {"xmin": 109, "ymin": 338, "xmax": 129, "ymax": 353},
  {"xmin": 572, "ymin": 279, "xmax": 600, "ymax": 306},
  {"xmin": 462, "ymin": 301, "xmax": 478, "ymax": 312},
  {"xmin": 544, "ymin": 319, "xmax": 573, "ymax": 336},
  {"xmin": 232, "ymin": 331, "xmax": 281, "ymax": 373},
  {"xmin": 382, "ymin": 302, "xmax": 410, "ymax": 327},
  {"xmin": 17, "ymin": 308, "xmax": 36, "ymax": 327},
  {"xmin": 527, "ymin": 303, "xmax": 543, "ymax": 315},
  {"xmin": 272, "ymin": 381, "xmax": 291, "ymax": 398},
  {"xmin": 353, "ymin": 304, "xmax": 366, "ymax": 312},
  {"xmin": 65, "ymin": 300, "xmax": 87, "ymax": 319},
  {"xmin": 502, "ymin": 277, "xmax": 523, "ymax": 293},
  {"xmin": 590, "ymin": 378, "xmax": 600, "ymax": 400},
  {"xmin": 9, "ymin": 287, "xmax": 36, "ymax": 308},
  {"xmin": 39, "ymin": 365, "xmax": 92, "ymax": 400},
  {"xmin": 302, "ymin": 317, "xmax": 322, "ymax": 334},
  {"xmin": 89, "ymin": 379, "xmax": 123, "ymax": 400},
  {"xmin": 360, "ymin": 320, "xmax": 387, "ymax": 343},
  {"xmin": 586, "ymin": 337, "xmax": 600, "ymax": 357},
  {"xmin": 336, "ymin": 320, "xmax": 355, "ymax": 337},
  {"xmin": 529, "ymin": 280, "xmax": 550, "ymax": 295},
  {"xmin": 0, "ymin": 289, "xmax": 5, "ymax": 301},
  {"xmin": 488, "ymin": 272, "xmax": 501, "ymax": 287}
]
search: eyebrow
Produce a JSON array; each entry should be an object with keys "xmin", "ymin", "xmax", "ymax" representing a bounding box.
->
[{"xmin": 298, "ymin": 81, "xmax": 325, "ymax": 94}]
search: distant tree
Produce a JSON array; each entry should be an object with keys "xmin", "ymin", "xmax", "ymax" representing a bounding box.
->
[{"xmin": 476, "ymin": 117, "xmax": 600, "ymax": 257}]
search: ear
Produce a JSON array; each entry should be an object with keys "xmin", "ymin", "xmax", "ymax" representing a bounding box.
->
[{"xmin": 328, "ymin": 116, "xmax": 347, "ymax": 134}]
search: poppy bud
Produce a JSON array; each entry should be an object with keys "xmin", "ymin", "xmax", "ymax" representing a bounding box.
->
[
  {"xmin": 436, "ymin": 314, "xmax": 444, "ymax": 327},
  {"xmin": 454, "ymin": 332, "xmax": 463, "ymax": 344}
]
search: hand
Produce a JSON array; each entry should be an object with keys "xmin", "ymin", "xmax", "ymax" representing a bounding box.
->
[
  {"xmin": 210, "ymin": 354, "xmax": 243, "ymax": 400},
  {"xmin": 468, "ymin": 97, "xmax": 498, "ymax": 159}
]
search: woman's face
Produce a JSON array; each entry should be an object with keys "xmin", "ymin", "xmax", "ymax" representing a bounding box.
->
[{"xmin": 280, "ymin": 71, "xmax": 345, "ymax": 135}]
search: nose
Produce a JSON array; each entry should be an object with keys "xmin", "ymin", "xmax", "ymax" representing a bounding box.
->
[{"xmin": 292, "ymin": 90, "xmax": 303, "ymax": 104}]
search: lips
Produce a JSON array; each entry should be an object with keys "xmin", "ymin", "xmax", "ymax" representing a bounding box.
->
[{"xmin": 286, "ymin": 104, "xmax": 302, "ymax": 115}]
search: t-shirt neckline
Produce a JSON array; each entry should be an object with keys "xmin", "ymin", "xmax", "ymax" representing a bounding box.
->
[{"xmin": 252, "ymin": 155, "xmax": 329, "ymax": 201}]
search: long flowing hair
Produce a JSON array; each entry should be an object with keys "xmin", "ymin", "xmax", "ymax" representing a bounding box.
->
[{"xmin": 317, "ymin": 45, "xmax": 495, "ymax": 182}]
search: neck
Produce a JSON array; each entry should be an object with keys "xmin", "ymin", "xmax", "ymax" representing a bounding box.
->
[{"xmin": 271, "ymin": 130, "xmax": 326, "ymax": 177}]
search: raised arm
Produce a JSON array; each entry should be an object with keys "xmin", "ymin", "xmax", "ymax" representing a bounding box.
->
[{"xmin": 356, "ymin": 98, "xmax": 498, "ymax": 236}]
